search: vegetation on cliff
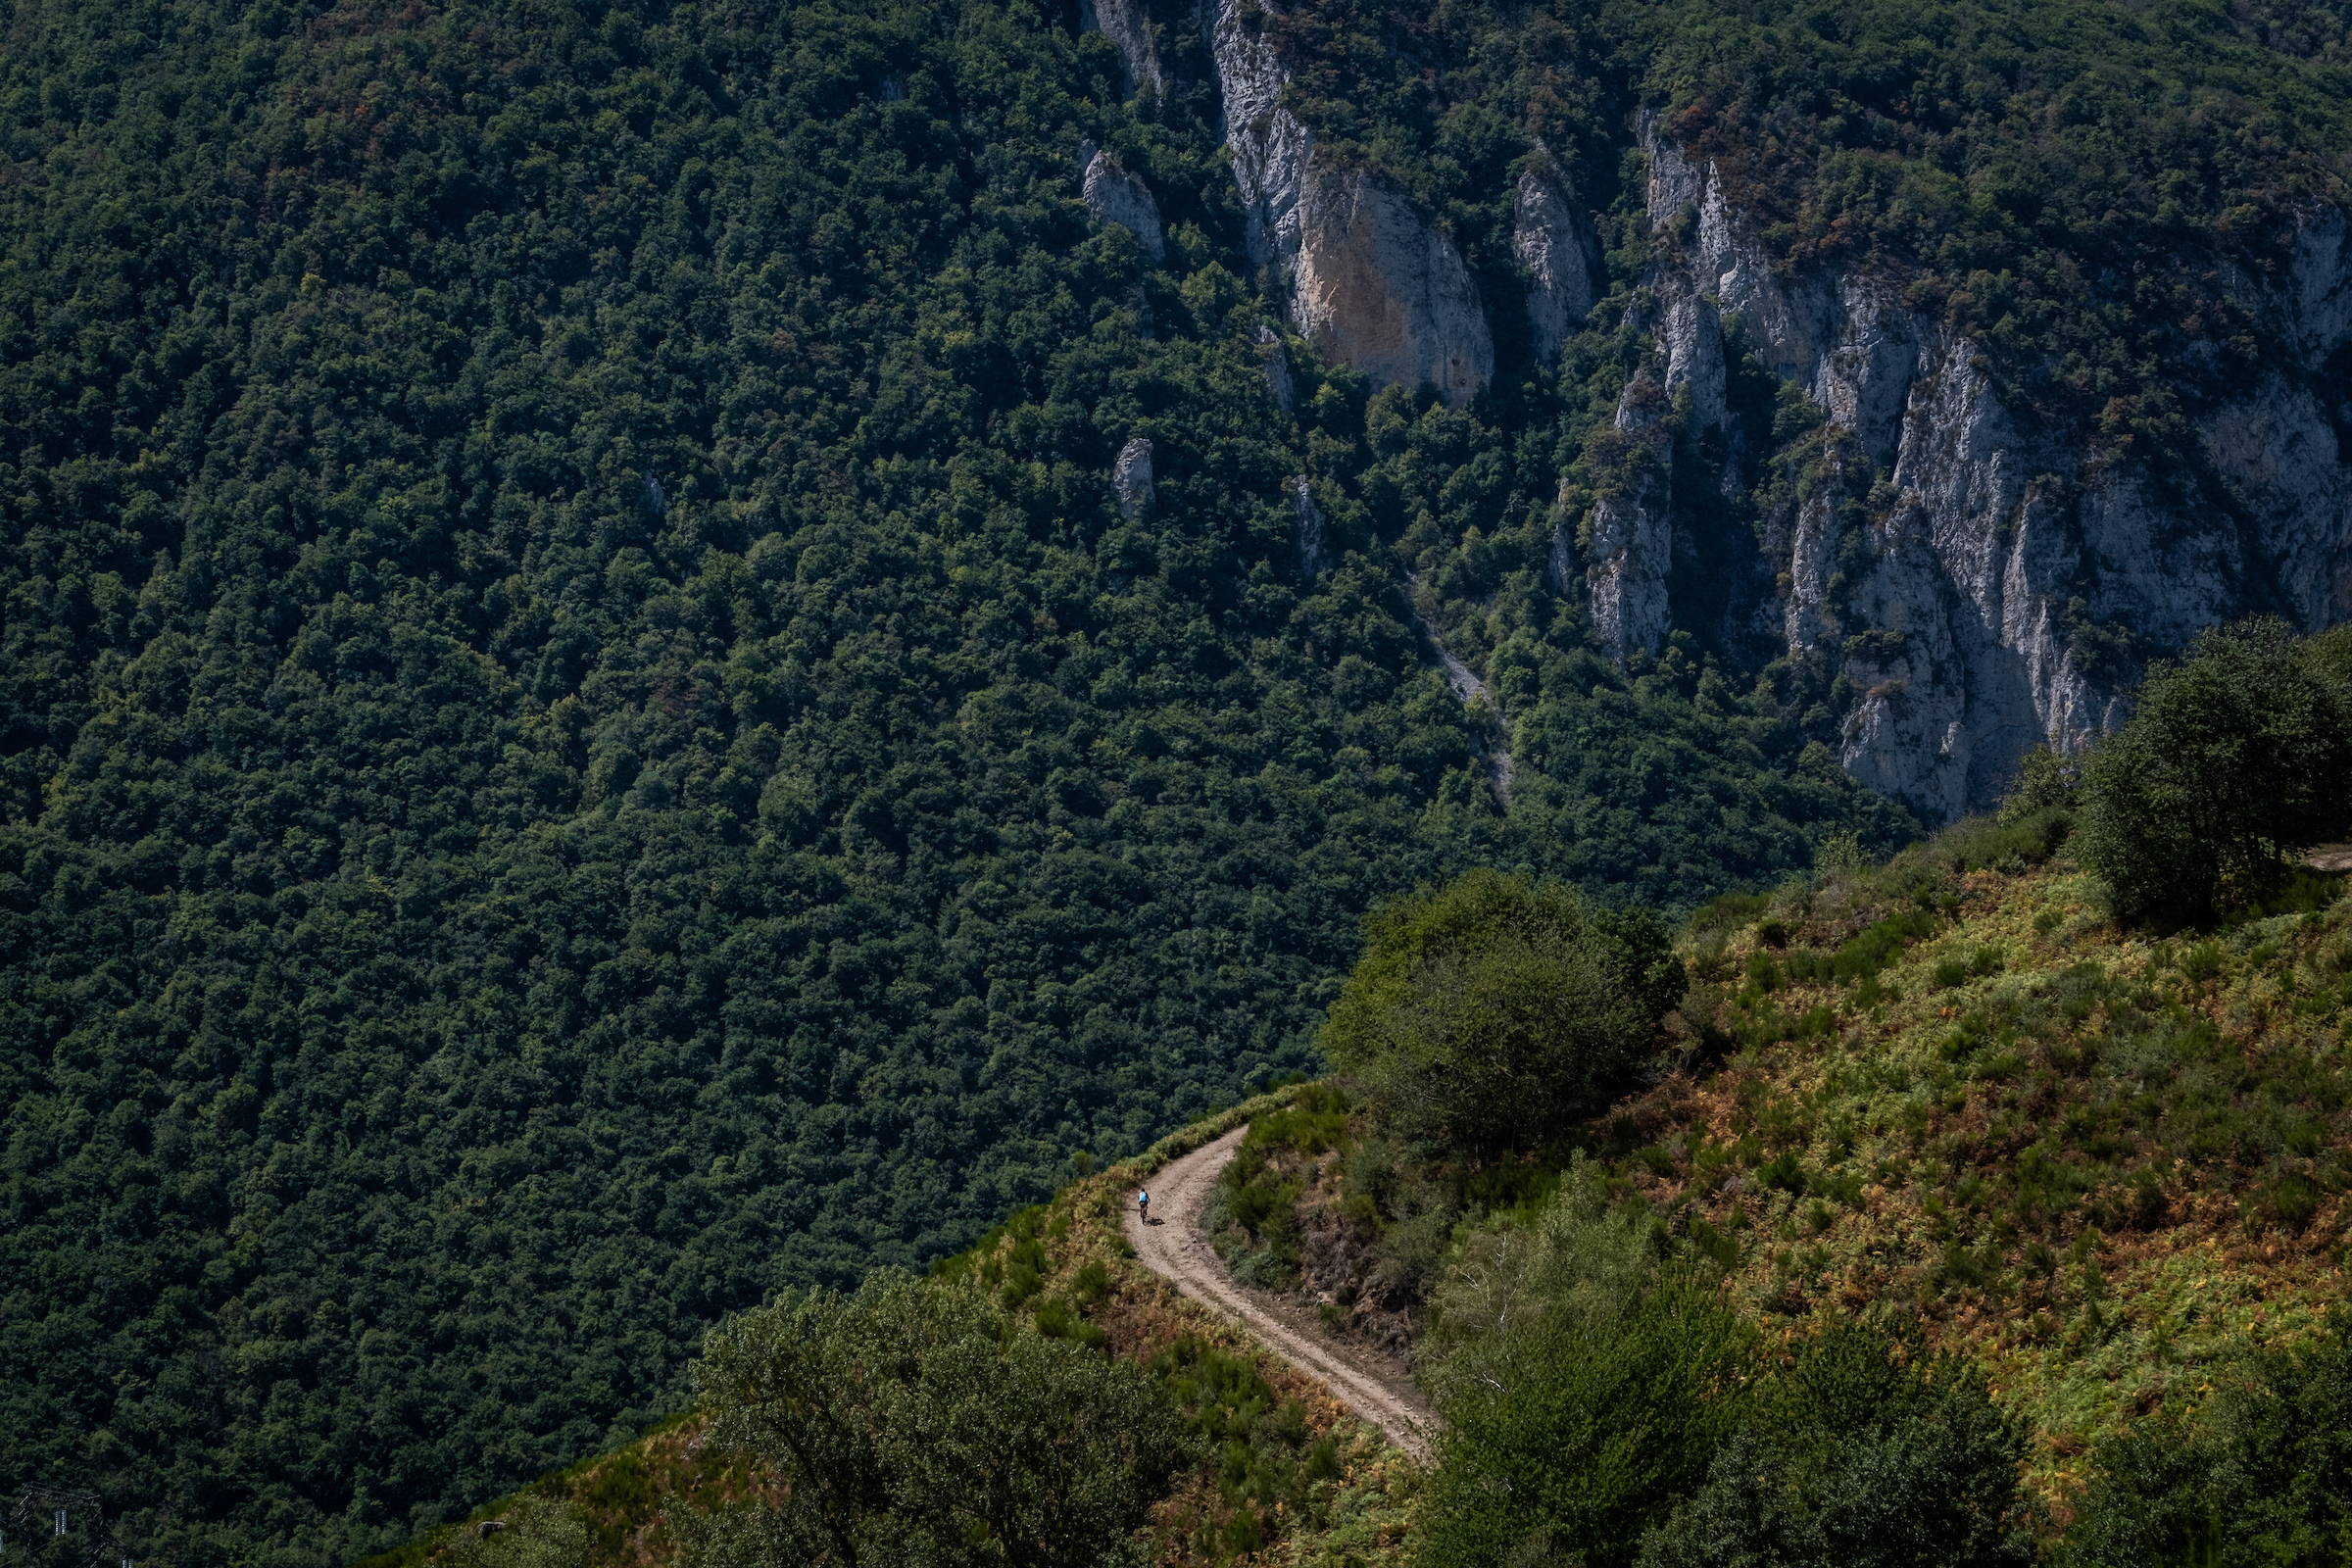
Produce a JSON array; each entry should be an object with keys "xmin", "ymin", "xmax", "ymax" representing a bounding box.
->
[
  {"xmin": 0, "ymin": 0, "xmax": 1915, "ymax": 1559},
  {"xmin": 363, "ymin": 624, "xmax": 2352, "ymax": 1566},
  {"xmin": 11, "ymin": 0, "xmax": 2352, "ymax": 1558}
]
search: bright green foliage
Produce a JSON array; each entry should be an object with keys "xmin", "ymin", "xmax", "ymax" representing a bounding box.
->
[
  {"xmin": 688, "ymin": 1273, "xmax": 1182, "ymax": 1568},
  {"xmin": 2078, "ymin": 620, "xmax": 2352, "ymax": 921},
  {"xmin": 2064, "ymin": 1314, "xmax": 2352, "ymax": 1567},
  {"xmin": 1997, "ymin": 749, "xmax": 2080, "ymax": 826},
  {"xmin": 1419, "ymin": 1176, "xmax": 2029, "ymax": 1568},
  {"xmin": 1204, "ymin": 1084, "xmax": 1351, "ymax": 1288},
  {"xmin": 1417, "ymin": 1169, "xmax": 1745, "ymax": 1567},
  {"xmin": 1321, "ymin": 870, "xmax": 1685, "ymax": 1155},
  {"xmin": 1148, "ymin": 1335, "xmax": 1348, "ymax": 1562},
  {"xmin": 1417, "ymin": 1272, "xmax": 1752, "ymax": 1568},
  {"xmin": 1638, "ymin": 1328, "xmax": 2032, "ymax": 1568}
]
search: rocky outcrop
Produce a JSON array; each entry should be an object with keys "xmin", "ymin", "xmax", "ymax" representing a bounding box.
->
[
  {"xmin": 1404, "ymin": 577, "xmax": 1512, "ymax": 806},
  {"xmin": 1513, "ymin": 163, "xmax": 1599, "ymax": 364},
  {"xmin": 1258, "ymin": 323, "xmax": 1297, "ymax": 412},
  {"xmin": 1191, "ymin": 15, "xmax": 2352, "ymax": 817},
  {"xmin": 1292, "ymin": 473, "xmax": 1328, "ymax": 577},
  {"xmin": 1288, "ymin": 164, "xmax": 1494, "ymax": 406},
  {"xmin": 1209, "ymin": 0, "xmax": 1492, "ymax": 407},
  {"xmin": 1081, "ymin": 150, "xmax": 1165, "ymax": 265},
  {"xmin": 1080, "ymin": 0, "xmax": 1166, "ymax": 98},
  {"xmin": 1552, "ymin": 129, "xmax": 2352, "ymax": 817},
  {"xmin": 1111, "ymin": 437, "xmax": 1154, "ymax": 516}
]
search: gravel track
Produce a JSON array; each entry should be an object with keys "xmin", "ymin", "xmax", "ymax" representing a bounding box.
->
[{"xmin": 1125, "ymin": 1126, "xmax": 1439, "ymax": 1461}]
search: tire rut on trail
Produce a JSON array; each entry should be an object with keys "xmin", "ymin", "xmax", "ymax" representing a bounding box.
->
[{"xmin": 1125, "ymin": 1126, "xmax": 1440, "ymax": 1461}]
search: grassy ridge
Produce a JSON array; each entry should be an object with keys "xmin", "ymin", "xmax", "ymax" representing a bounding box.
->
[
  {"xmin": 1195, "ymin": 815, "xmax": 2352, "ymax": 1540},
  {"xmin": 1656, "ymin": 826, "xmax": 2352, "ymax": 1505}
]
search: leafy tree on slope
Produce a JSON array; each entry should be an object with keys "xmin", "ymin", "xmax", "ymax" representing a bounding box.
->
[
  {"xmin": 688, "ymin": 1273, "xmax": 1182, "ymax": 1568},
  {"xmin": 1319, "ymin": 868, "xmax": 1686, "ymax": 1156},
  {"xmin": 2078, "ymin": 618, "xmax": 2352, "ymax": 922}
]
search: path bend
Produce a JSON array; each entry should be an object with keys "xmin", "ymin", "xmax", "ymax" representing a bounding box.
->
[{"xmin": 1125, "ymin": 1126, "xmax": 1439, "ymax": 1461}]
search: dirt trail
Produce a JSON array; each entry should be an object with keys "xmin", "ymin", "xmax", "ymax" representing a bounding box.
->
[{"xmin": 1126, "ymin": 1127, "xmax": 1440, "ymax": 1461}]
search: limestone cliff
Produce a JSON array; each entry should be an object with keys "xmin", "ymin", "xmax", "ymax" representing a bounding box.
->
[
  {"xmin": 1163, "ymin": 8, "xmax": 2352, "ymax": 818},
  {"xmin": 1513, "ymin": 162, "xmax": 1600, "ymax": 364},
  {"xmin": 1081, "ymin": 149, "xmax": 1165, "ymax": 265},
  {"xmin": 1112, "ymin": 436, "xmax": 1155, "ymax": 517},
  {"xmin": 1079, "ymin": 0, "xmax": 1166, "ymax": 98},
  {"xmin": 1209, "ymin": 0, "xmax": 1492, "ymax": 407},
  {"xmin": 1559, "ymin": 129, "xmax": 2352, "ymax": 818}
]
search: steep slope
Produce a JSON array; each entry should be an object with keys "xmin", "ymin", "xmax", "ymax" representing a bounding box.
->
[
  {"xmin": 1087, "ymin": 0, "xmax": 2352, "ymax": 818},
  {"xmin": 1660, "ymin": 841, "xmax": 2352, "ymax": 1495},
  {"xmin": 360, "ymin": 1093, "xmax": 1424, "ymax": 1568},
  {"xmin": 17, "ymin": 0, "xmax": 2352, "ymax": 1558},
  {"xmin": 379, "ymin": 829, "xmax": 2352, "ymax": 1561},
  {"xmin": 0, "ymin": 1, "xmax": 1914, "ymax": 1562},
  {"xmin": 1206, "ymin": 824, "xmax": 2352, "ymax": 1521},
  {"xmin": 1125, "ymin": 1125, "xmax": 1439, "ymax": 1458}
]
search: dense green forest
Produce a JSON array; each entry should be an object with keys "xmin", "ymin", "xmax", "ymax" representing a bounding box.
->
[
  {"xmin": 10, "ymin": 0, "xmax": 2352, "ymax": 1559},
  {"xmin": 391, "ymin": 628, "xmax": 2352, "ymax": 1566},
  {"xmin": 0, "ymin": 0, "xmax": 1913, "ymax": 1562}
]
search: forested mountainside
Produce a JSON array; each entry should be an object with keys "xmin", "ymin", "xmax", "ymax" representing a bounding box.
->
[
  {"xmin": 372, "ymin": 767, "xmax": 2352, "ymax": 1568},
  {"xmin": 4, "ymin": 0, "xmax": 2351, "ymax": 1562}
]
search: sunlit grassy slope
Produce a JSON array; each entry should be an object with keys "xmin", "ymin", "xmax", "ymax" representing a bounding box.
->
[{"xmin": 1622, "ymin": 816, "xmax": 2352, "ymax": 1503}]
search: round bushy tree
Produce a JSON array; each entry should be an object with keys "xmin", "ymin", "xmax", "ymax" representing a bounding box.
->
[
  {"xmin": 1419, "ymin": 1273, "xmax": 1753, "ymax": 1568},
  {"xmin": 2078, "ymin": 619, "xmax": 2352, "ymax": 922},
  {"xmin": 1319, "ymin": 869, "xmax": 1684, "ymax": 1157},
  {"xmin": 689, "ymin": 1274, "xmax": 1184, "ymax": 1568},
  {"xmin": 1638, "ymin": 1327, "xmax": 2033, "ymax": 1568},
  {"xmin": 2064, "ymin": 1313, "xmax": 2352, "ymax": 1567}
]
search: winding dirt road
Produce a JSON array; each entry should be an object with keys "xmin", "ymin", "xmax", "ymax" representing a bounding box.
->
[{"xmin": 1125, "ymin": 1126, "xmax": 1440, "ymax": 1461}]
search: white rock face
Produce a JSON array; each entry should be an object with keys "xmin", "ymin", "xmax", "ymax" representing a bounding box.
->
[
  {"xmin": 1257, "ymin": 323, "xmax": 1297, "ymax": 411},
  {"xmin": 1564, "ymin": 130, "xmax": 2352, "ymax": 818},
  {"xmin": 1079, "ymin": 0, "xmax": 1166, "ymax": 97},
  {"xmin": 1111, "ymin": 437, "xmax": 1154, "ymax": 517},
  {"xmin": 1580, "ymin": 376, "xmax": 1675, "ymax": 660},
  {"xmin": 1292, "ymin": 473, "xmax": 1328, "ymax": 577},
  {"xmin": 1209, "ymin": 0, "xmax": 1492, "ymax": 407},
  {"xmin": 1192, "ymin": 33, "xmax": 2352, "ymax": 817},
  {"xmin": 1081, "ymin": 150, "xmax": 1165, "ymax": 265},
  {"xmin": 1288, "ymin": 163, "xmax": 1494, "ymax": 407},
  {"xmin": 1512, "ymin": 165, "xmax": 1598, "ymax": 363}
]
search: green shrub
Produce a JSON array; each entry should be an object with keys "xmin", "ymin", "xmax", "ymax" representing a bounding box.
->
[
  {"xmin": 692, "ymin": 1273, "xmax": 1184, "ymax": 1568},
  {"xmin": 1416, "ymin": 1275, "xmax": 1752, "ymax": 1568},
  {"xmin": 2079, "ymin": 620, "xmax": 2352, "ymax": 923},
  {"xmin": 1321, "ymin": 870, "xmax": 1686, "ymax": 1157},
  {"xmin": 1637, "ymin": 1328, "xmax": 2032, "ymax": 1568},
  {"xmin": 2064, "ymin": 1313, "xmax": 2352, "ymax": 1567}
]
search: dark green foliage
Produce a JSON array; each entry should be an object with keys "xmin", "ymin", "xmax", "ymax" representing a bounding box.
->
[
  {"xmin": 1637, "ymin": 1328, "xmax": 2033, "ymax": 1568},
  {"xmin": 1258, "ymin": 0, "xmax": 2352, "ymax": 450},
  {"xmin": 0, "ymin": 0, "xmax": 1931, "ymax": 1555},
  {"xmin": 688, "ymin": 1273, "xmax": 1182, "ymax": 1568},
  {"xmin": 2079, "ymin": 620, "xmax": 2352, "ymax": 922},
  {"xmin": 1320, "ymin": 870, "xmax": 1686, "ymax": 1156},
  {"xmin": 2064, "ymin": 1313, "xmax": 2352, "ymax": 1568},
  {"xmin": 1417, "ymin": 1272, "xmax": 1752, "ymax": 1568}
]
